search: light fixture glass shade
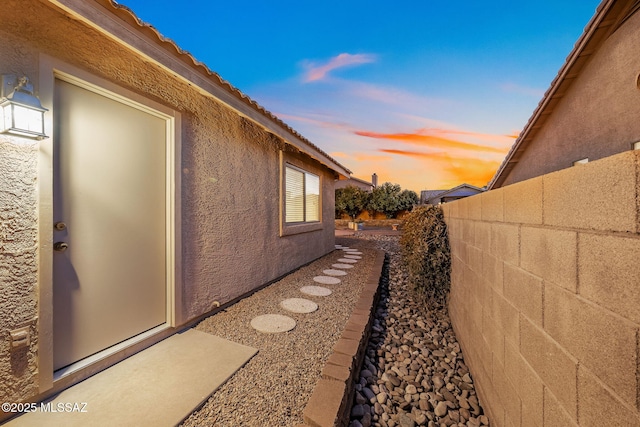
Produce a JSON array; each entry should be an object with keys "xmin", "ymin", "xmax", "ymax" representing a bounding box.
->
[{"xmin": 0, "ymin": 76, "xmax": 48, "ymax": 139}]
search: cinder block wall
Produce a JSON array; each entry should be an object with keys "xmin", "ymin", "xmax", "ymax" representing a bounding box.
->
[{"xmin": 441, "ymin": 150, "xmax": 640, "ymax": 426}]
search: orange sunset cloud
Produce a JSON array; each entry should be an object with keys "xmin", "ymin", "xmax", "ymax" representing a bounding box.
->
[
  {"xmin": 355, "ymin": 130, "xmax": 510, "ymax": 154},
  {"xmin": 378, "ymin": 148, "xmax": 500, "ymax": 188}
]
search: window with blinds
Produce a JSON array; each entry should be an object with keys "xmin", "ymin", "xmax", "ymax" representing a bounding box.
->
[{"xmin": 285, "ymin": 164, "xmax": 320, "ymax": 223}]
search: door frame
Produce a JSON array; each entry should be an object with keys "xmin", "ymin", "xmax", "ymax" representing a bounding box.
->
[{"xmin": 37, "ymin": 55, "xmax": 183, "ymax": 393}]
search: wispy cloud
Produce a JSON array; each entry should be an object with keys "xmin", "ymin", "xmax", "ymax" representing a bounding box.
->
[
  {"xmin": 378, "ymin": 148, "xmax": 500, "ymax": 187},
  {"xmin": 302, "ymin": 53, "xmax": 376, "ymax": 82},
  {"xmin": 355, "ymin": 130, "xmax": 510, "ymax": 154}
]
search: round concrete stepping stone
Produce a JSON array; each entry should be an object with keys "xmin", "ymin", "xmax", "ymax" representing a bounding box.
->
[
  {"xmin": 346, "ymin": 251, "xmax": 362, "ymax": 255},
  {"xmin": 300, "ymin": 285, "xmax": 332, "ymax": 296},
  {"xmin": 344, "ymin": 255, "xmax": 361, "ymax": 259},
  {"xmin": 323, "ymin": 269, "xmax": 347, "ymax": 276},
  {"xmin": 280, "ymin": 298, "xmax": 318, "ymax": 313},
  {"xmin": 332, "ymin": 263, "xmax": 354, "ymax": 269},
  {"xmin": 335, "ymin": 245, "xmax": 344, "ymax": 248},
  {"xmin": 313, "ymin": 276, "xmax": 342, "ymax": 285},
  {"xmin": 337, "ymin": 258, "xmax": 358, "ymax": 263},
  {"xmin": 250, "ymin": 314, "xmax": 296, "ymax": 333},
  {"xmin": 342, "ymin": 248, "xmax": 357, "ymax": 251}
]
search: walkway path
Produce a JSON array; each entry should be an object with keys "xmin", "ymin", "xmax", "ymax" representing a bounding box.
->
[{"xmin": 180, "ymin": 240, "xmax": 379, "ymax": 426}]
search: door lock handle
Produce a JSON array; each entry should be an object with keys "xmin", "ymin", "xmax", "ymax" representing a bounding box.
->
[{"xmin": 53, "ymin": 242, "xmax": 68, "ymax": 252}]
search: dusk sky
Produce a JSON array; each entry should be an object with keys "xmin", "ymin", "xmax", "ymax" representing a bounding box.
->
[{"xmin": 121, "ymin": 0, "xmax": 601, "ymax": 192}]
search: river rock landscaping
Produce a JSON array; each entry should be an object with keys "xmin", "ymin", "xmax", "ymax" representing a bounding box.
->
[{"xmin": 345, "ymin": 234, "xmax": 488, "ymax": 427}]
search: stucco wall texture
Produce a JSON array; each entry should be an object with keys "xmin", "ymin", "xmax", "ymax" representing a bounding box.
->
[
  {"xmin": 442, "ymin": 150, "xmax": 640, "ymax": 426},
  {"xmin": 0, "ymin": 137, "xmax": 40, "ymax": 403},
  {"xmin": 0, "ymin": 0, "xmax": 336, "ymax": 402},
  {"xmin": 501, "ymin": 9, "xmax": 640, "ymax": 186}
]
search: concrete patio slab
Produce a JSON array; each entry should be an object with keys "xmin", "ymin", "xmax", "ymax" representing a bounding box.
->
[{"xmin": 5, "ymin": 329, "xmax": 257, "ymax": 427}]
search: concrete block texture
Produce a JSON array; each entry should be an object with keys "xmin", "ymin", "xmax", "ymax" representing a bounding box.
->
[
  {"xmin": 475, "ymin": 221, "xmax": 492, "ymax": 253},
  {"xmin": 457, "ymin": 197, "xmax": 470, "ymax": 219},
  {"xmin": 467, "ymin": 245, "xmax": 484, "ymax": 276},
  {"xmin": 481, "ymin": 188, "xmax": 504, "ymax": 222},
  {"xmin": 504, "ymin": 342, "xmax": 543, "ymax": 427},
  {"xmin": 503, "ymin": 262, "xmax": 543, "ymax": 327},
  {"xmin": 502, "ymin": 177, "xmax": 543, "ymax": 225},
  {"xmin": 492, "ymin": 355, "xmax": 521, "ymax": 426},
  {"xmin": 490, "ymin": 290, "xmax": 519, "ymax": 347},
  {"xmin": 482, "ymin": 311, "xmax": 505, "ymax": 368},
  {"xmin": 490, "ymin": 223, "xmax": 520, "ymax": 265},
  {"xmin": 543, "ymin": 388, "xmax": 579, "ymax": 427},
  {"xmin": 468, "ymin": 193, "xmax": 482, "ymax": 220},
  {"xmin": 578, "ymin": 232, "xmax": 640, "ymax": 324},
  {"xmin": 543, "ymin": 150, "xmax": 637, "ymax": 233},
  {"xmin": 463, "ymin": 220, "xmax": 476, "ymax": 247},
  {"xmin": 519, "ymin": 317, "xmax": 578, "ymax": 418},
  {"xmin": 483, "ymin": 252, "xmax": 504, "ymax": 295},
  {"xmin": 544, "ymin": 283, "xmax": 637, "ymax": 406},
  {"xmin": 520, "ymin": 226, "xmax": 577, "ymax": 292},
  {"xmin": 577, "ymin": 366, "xmax": 640, "ymax": 427}
]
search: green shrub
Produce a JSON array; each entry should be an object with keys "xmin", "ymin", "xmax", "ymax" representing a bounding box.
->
[{"xmin": 399, "ymin": 205, "xmax": 451, "ymax": 305}]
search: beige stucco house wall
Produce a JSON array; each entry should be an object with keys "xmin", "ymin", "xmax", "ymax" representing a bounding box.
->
[
  {"xmin": 490, "ymin": 0, "xmax": 640, "ymax": 189},
  {"xmin": 0, "ymin": 0, "xmax": 349, "ymax": 410},
  {"xmin": 444, "ymin": 1, "xmax": 640, "ymax": 425}
]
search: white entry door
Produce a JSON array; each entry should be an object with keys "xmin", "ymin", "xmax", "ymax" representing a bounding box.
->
[{"xmin": 53, "ymin": 78, "xmax": 168, "ymax": 371}]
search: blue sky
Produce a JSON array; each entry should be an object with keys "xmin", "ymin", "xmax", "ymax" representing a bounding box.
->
[{"xmin": 120, "ymin": 0, "xmax": 601, "ymax": 191}]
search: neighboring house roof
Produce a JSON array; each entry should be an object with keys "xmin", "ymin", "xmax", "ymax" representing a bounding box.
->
[
  {"xmin": 422, "ymin": 183, "xmax": 484, "ymax": 204},
  {"xmin": 54, "ymin": 0, "xmax": 351, "ymax": 178},
  {"xmin": 432, "ymin": 183, "xmax": 484, "ymax": 200},
  {"xmin": 335, "ymin": 176, "xmax": 373, "ymax": 189},
  {"xmin": 488, "ymin": 0, "xmax": 637, "ymax": 189},
  {"xmin": 347, "ymin": 176, "xmax": 373, "ymax": 186},
  {"xmin": 420, "ymin": 189, "xmax": 446, "ymax": 201}
]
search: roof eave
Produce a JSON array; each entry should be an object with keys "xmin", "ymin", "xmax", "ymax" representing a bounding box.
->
[
  {"xmin": 46, "ymin": 0, "xmax": 351, "ymax": 178},
  {"xmin": 487, "ymin": 0, "xmax": 617, "ymax": 190}
]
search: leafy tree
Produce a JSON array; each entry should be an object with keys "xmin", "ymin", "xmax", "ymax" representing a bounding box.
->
[
  {"xmin": 335, "ymin": 186, "xmax": 369, "ymax": 219},
  {"xmin": 367, "ymin": 183, "xmax": 419, "ymax": 218},
  {"xmin": 398, "ymin": 189, "xmax": 419, "ymax": 211},
  {"xmin": 368, "ymin": 182, "xmax": 402, "ymax": 218}
]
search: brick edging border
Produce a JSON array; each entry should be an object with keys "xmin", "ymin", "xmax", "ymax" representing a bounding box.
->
[{"xmin": 300, "ymin": 249, "xmax": 387, "ymax": 427}]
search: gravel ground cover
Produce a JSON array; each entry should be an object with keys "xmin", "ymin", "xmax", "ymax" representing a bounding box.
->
[
  {"xmin": 181, "ymin": 240, "xmax": 378, "ymax": 427},
  {"xmin": 347, "ymin": 234, "xmax": 489, "ymax": 427}
]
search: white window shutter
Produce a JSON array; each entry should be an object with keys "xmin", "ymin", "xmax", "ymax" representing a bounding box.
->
[{"xmin": 285, "ymin": 166, "xmax": 304, "ymax": 223}]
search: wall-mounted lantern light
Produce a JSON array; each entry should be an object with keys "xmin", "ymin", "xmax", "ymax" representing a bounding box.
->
[{"xmin": 0, "ymin": 75, "xmax": 48, "ymax": 140}]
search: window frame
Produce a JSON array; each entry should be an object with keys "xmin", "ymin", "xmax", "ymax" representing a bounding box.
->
[{"xmin": 280, "ymin": 152, "xmax": 323, "ymax": 236}]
